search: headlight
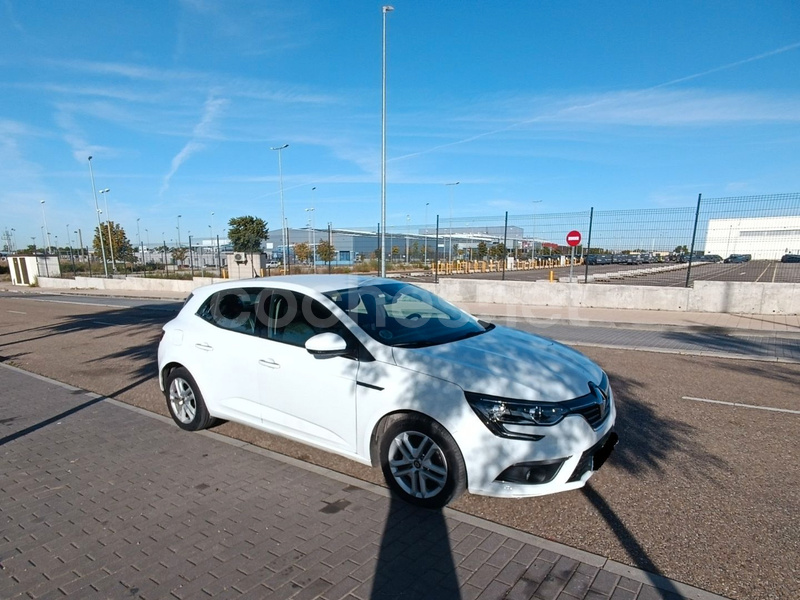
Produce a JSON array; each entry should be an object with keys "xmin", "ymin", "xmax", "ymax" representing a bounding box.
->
[{"xmin": 465, "ymin": 392, "xmax": 570, "ymax": 440}]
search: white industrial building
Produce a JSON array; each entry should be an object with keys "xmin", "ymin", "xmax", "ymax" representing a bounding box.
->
[{"xmin": 704, "ymin": 216, "xmax": 800, "ymax": 260}]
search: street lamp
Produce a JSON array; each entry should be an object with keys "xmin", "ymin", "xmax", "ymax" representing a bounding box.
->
[
  {"xmin": 176, "ymin": 215, "xmax": 182, "ymax": 248},
  {"xmin": 39, "ymin": 200, "xmax": 52, "ymax": 255},
  {"xmin": 270, "ymin": 144, "xmax": 289, "ymax": 275},
  {"xmin": 446, "ymin": 182, "xmax": 459, "ymax": 262},
  {"xmin": 380, "ymin": 5, "xmax": 394, "ymax": 278},
  {"xmin": 99, "ymin": 188, "xmax": 116, "ymax": 272},
  {"xmin": 305, "ymin": 203, "xmax": 316, "ymax": 274},
  {"xmin": 87, "ymin": 157, "xmax": 109, "ymax": 277},
  {"xmin": 137, "ymin": 218, "xmax": 142, "ymax": 267}
]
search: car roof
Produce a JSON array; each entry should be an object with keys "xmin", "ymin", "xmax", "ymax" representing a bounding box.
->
[{"xmin": 188, "ymin": 274, "xmax": 396, "ymax": 298}]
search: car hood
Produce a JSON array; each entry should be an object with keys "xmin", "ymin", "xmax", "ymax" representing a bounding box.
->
[{"xmin": 391, "ymin": 325, "xmax": 604, "ymax": 402}]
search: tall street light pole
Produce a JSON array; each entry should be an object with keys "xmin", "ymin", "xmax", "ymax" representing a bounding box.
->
[
  {"xmin": 305, "ymin": 204, "xmax": 316, "ymax": 274},
  {"xmin": 87, "ymin": 156, "xmax": 109, "ymax": 277},
  {"xmin": 380, "ymin": 5, "xmax": 394, "ymax": 278},
  {"xmin": 39, "ymin": 200, "xmax": 52, "ymax": 254},
  {"xmin": 446, "ymin": 181, "xmax": 459, "ymax": 262},
  {"xmin": 99, "ymin": 188, "xmax": 116, "ymax": 272},
  {"xmin": 270, "ymin": 144, "xmax": 289, "ymax": 275}
]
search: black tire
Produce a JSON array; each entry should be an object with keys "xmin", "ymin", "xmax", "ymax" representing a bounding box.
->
[
  {"xmin": 164, "ymin": 367, "xmax": 214, "ymax": 431},
  {"xmin": 379, "ymin": 414, "xmax": 467, "ymax": 509}
]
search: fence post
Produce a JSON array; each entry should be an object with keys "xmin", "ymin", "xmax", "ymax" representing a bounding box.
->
[
  {"xmin": 434, "ymin": 216, "xmax": 440, "ymax": 284},
  {"xmin": 685, "ymin": 193, "xmax": 702, "ymax": 287},
  {"xmin": 502, "ymin": 211, "xmax": 508, "ymax": 281},
  {"xmin": 584, "ymin": 207, "xmax": 594, "ymax": 283}
]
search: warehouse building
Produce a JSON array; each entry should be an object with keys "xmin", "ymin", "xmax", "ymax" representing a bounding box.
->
[{"xmin": 703, "ymin": 216, "xmax": 800, "ymax": 260}]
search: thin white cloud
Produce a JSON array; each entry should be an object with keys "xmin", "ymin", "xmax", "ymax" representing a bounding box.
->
[
  {"xmin": 651, "ymin": 41, "xmax": 800, "ymax": 90},
  {"xmin": 392, "ymin": 41, "xmax": 800, "ymax": 162},
  {"xmin": 160, "ymin": 96, "xmax": 229, "ymax": 195},
  {"xmin": 38, "ymin": 58, "xmax": 338, "ymax": 104}
]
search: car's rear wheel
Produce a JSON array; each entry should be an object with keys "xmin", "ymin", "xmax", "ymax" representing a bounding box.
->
[
  {"xmin": 379, "ymin": 415, "xmax": 466, "ymax": 508},
  {"xmin": 165, "ymin": 367, "xmax": 214, "ymax": 431}
]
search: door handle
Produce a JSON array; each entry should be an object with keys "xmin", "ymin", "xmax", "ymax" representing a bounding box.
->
[
  {"xmin": 195, "ymin": 343, "xmax": 213, "ymax": 351},
  {"xmin": 258, "ymin": 359, "xmax": 280, "ymax": 369}
]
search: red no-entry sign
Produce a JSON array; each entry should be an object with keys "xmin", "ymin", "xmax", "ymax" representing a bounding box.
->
[{"xmin": 566, "ymin": 230, "xmax": 582, "ymax": 246}]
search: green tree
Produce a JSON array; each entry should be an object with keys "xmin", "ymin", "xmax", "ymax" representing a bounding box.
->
[
  {"xmin": 477, "ymin": 241, "xmax": 488, "ymax": 260},
  {"xmin": 488, "ymin": 243, "xmax": 508, "ymax": 260},
  {"xmin": 674, "ymin": 245, "xmax": 688, "ymax": 254},
  {"xmin": 92, "ymin": 221, "xmax": 134, "ymax": 264},
  {"xmin": 228, "ymin": 216, "xmax": 269, "ymax": 255},
  {"xmin": 317, "ymin": 240, "xmax": 335, "ymax": 263},
  {"xmin": 294, "ymin": 242, "xmax": 311, "ymax": 263},
  {"xmin": 171, "ymin": 247, "xmax": 188, "ymax": 266}
]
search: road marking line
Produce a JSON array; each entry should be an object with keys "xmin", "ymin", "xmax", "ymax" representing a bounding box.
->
[
  {"xmin": 771, "ymin": 263, "xmax": 778, "ymax": 283},
  {"xmin": 7, "ymin": 310, "xmax": 27, "ymax": 314},
  {"xmin": 682, "ymin": 396, "xmax": 800, "ymax": 414},
  {"xmin": 31, "ymin": 298, "xmax": 123, "ymax": 308},
  {"xmin": 92, "ymin": 320, "xmax": 118, "ymax": 326}
]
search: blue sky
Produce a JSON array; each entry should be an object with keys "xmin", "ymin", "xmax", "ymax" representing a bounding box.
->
[{"xmin": 1, "ymin": 0, "xmax": 799, "ymax": 249}]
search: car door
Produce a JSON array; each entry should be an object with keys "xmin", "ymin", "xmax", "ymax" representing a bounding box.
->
[
  {"xmin": 254, "ymin": 289, "xmax": 359, "ymax": 454},
  {"xmin": 189, "ymin": 288, "xmax": 263, "ymax": 425}
]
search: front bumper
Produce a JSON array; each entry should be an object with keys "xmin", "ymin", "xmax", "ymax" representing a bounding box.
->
[{"xmin": 459, "ymin": 393, "xmax": 617, "ymax": 499}]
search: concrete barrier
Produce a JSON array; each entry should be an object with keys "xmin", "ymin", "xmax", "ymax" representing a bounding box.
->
[
  {"xmin": 36, "ymin": 276, "xmax": 225, "ymax": 295},
  {"xmin": 31, "ymin": 275, "xmax": 800, "ymax": 315},
  {"xmin": 417, "ymin": 279, "xmax": 798, "ymax": 315}
]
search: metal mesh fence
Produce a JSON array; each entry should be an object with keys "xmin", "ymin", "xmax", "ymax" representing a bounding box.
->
[
  {"xmin": 340, "ymin": 192, "xmax": 800, "ymax": 285},
  {"xmin": 41, "ymin": 192, "xmax": 800, "ymax": 284}
]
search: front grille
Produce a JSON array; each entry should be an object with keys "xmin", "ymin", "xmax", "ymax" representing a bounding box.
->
[
  {"xmin": 566, "ymin": 382, "xmax": 610, "ymax": 429},
  {"xmin": 572, "ymin": 395, "xmax": 607, "ymax": 428}
]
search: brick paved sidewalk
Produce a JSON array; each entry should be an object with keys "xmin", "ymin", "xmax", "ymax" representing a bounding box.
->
[{"xmin": 0, "ymin": 365, "xmax": 728, "ymax": 600}]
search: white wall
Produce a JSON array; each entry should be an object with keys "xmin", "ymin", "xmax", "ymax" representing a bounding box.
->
[{"xmin": 704, "ymin": 216, "xmax": 800, "ymax": 260}]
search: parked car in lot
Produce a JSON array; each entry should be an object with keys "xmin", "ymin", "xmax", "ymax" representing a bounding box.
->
[
  {"xmin": 586, "ymin": 254, "xmax": 612, "ymax": 265},
  {"xmin": 692, "ymin": 254, "xmax": 723, "ymax": 263},
  {"xmin": 781, "ymin": 253, "xmax": 800, "ymax": 263},
  {"xmin": 724, "ymin": 254, "xmax": 752, "ymax": 263},
  {"xmin": 158, "ymin": 276, "xmax": 617, "ymax": 508}
]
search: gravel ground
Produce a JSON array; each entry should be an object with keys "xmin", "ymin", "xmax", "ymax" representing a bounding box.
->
[{"xmin": 0, "ymin": 295, "xmax": 797, "ymax": 600}]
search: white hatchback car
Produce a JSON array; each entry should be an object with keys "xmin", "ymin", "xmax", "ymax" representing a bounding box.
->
[{"xmin": 158, "ymin": 275, "xmax": 617, "ymax": 508}]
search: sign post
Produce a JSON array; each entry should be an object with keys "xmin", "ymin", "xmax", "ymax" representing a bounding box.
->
[{"xmin": 566, "ymin": 230, "xmax": 581, "ymax": 283}]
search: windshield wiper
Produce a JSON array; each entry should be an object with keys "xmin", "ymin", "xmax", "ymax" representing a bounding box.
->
[{"xmin": 392, "ymin": 340, "xmax": 439, "ymax": 348}]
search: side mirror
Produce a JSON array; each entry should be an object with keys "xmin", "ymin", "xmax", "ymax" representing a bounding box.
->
[{"xmin": 305, "ymin": 332, "xmax": 349, "ymax": 358}]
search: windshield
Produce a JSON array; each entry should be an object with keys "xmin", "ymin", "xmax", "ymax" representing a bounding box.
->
[{"xmin": 324, "ymin": 282, "xmax": 489, "ymax": 348}]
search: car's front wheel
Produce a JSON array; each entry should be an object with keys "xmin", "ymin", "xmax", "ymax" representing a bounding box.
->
[
  {"xmin": 379, "ymin": 415, "xmax": 467, "ymax": 509},
  {"xmin": 164, "ymin": 367, "xmax": 214, "ymax": 431}
]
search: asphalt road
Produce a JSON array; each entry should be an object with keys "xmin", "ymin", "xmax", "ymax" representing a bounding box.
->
[
  {"xmin": 0, "ymin": 294, "xmax": 798, "ymax": 600},
  {"xmin": 403, "ymin": 260, "xmax": 800, "ymax": 286}
]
